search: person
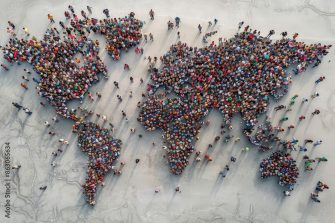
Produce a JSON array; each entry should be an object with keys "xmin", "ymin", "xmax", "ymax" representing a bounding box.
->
[
  {"xmin": 175, "ymin": 17, "xmax": 180, "ymax": 27},
  {"xmin": 316, "ymin": 181, "xmax": 329, "ymax": 191},
  {"xmin": 214, "ymin": 18, "xmax": 218, "ymax": 25},
  {"xmin": 280, "ymin": 116, "xmax": 288, "ymax": 122},
  {"xmin": 316, "ymin": 157, "xmax": 328, "ymax": 163},
  {"xmin": 149, "ymin": 9, "xmax": 154, "ymax": 20},
  {"xmin": 68, "ymin": 5, "xmax": 74, "ymax": 13},
  {"xmin": 121, "ymin": 110, "xmax": 126, "ymax": 117},
  {"xmin": 23, "ymin": 107, "xmax": 32, "ymax": 115},
  {"xmin": 64, "ymin": 11, "xmax": 70, "ymax": 19},
  {"xmin": 238, "ymin": 21, "xmax": 244, "ymax": 30},
  {"xmin": 149, "ymin": 33, "xmax": 153, "ymax": 41},
  {"xmin": 103, "ymin": 9, "xmax": 110, "ymax": 18},
  {"xmin": 12, "ymin": 102, "xmax": 22, "ymax": 110},
  {"xmin": 87, "ymin": 6, "xmax": 92, "ymax": 14},
  {"xmin": 117, "ymin": 95, "xmax": 122, "ymax": 102},
  {"xmin": 313, "ymin": 140, "xmax": 322, "ymax": 147},
  {"xmin": 311, "ymin": 192, "xmax": 320, "ymax": 202},
  {"xmin": 283, "ymin": 190, "xmax": 291, "ymax": 196},
  {"xmin": 40, "ymin": 186, "xmax": 47, "ymax": 190},
  {"xmin": 175, "ymin": 186, "xmax": 181, "ymax": 193},
  {"xmin": 12, "ymin": 164, "xmax": 21, "ymax": 169},
  {"xmin": 274, "ymin": 105, "xmax": 286, "ymax": 111},
  {"xmin": 293, "ymin": 33, "xmax": 299, "ymax": 39},
  {"xmin": 281, "ymin": 31, "xmax": 287, "ymax": 38},
  {"xmin": 198, "ymin": 24, "xmax": 202, "ymax": 33},
  {"xmin": 23, "ymin": 27, "xmax": 30, "ymax": 36},
  {"xmin": 299, "ymin": 146, "xmax": 307, "ymax": 152},
  {"xmin": 1, "ymin": 64, "xmax": 9, "ymax": 71},
  {"xmin": 311, "ymin": 92, "xmax": 320, "ymax": 99},
  {"xmin": 267, "ymin": 30, "xmax": 275, "ymax": 38},
  {"xmin": 312, "ymin": 109, "xmax": 320, "ymax": 115},
  {"xmin": 21, "ymin": 83, "xmax": 28, "ymax": 90},
  {"xmin": 219, "ymin": 170, "xmax": 226, "ymax": 177},
  {"xmin": 305, "ymin": 139, "xmax": 314, "ymax": 144},
  {"xmin": 8, "ymin": 21, "xmax": 15, "ymax": 29},
  {"xmin": 114, "ymin": 81, "xmax": 119, "ymax": 89},
  {"xmin": 315, "ymin": 76, "xmax": 325, "ymax": 84},
  {"xmin": 47, "ymin": 14, "xmax": 55, "ymax": 23},
  {"xmin": 23, "ymin": 69, "xmax": 31, "ymax": 75},
  {"xmin": 102, "ymin": 115, "xmax": 107, "ymax": 122},
  {"xmin": 287, "ymin": 125, "xmax": 294, "ymax": 129}
]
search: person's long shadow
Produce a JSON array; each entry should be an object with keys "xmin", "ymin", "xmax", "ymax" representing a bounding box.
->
[
  {"xmin": 185, "ymin": 158, "xmax": 198, "ymax": 181},
  {"xmin": 304, "ymin": 115, "xmax": 315, "ymax": 134},
  {"xmin": 298, "ymin": 198, "xmax": 314, "ymax": 223},
  {"xmin": 210, "ymin": 173, "xmax": 225, "ymax": 196}
]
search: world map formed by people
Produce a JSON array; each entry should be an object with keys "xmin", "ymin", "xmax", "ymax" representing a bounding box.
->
[{"xmin": 1, "ymin": 10, "xmax": 331, "ymax": 205}]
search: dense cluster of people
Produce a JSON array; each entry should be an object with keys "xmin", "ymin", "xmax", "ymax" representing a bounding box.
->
[
  {"xmin": 91, "ymin": 12, "xmax": 143, "ymax": 60},
  {"xmin": 139, "ymin": 26, "xmax": 330, "ymax": 174},
  {"xmin": 0, "ymin": 6, "xmax": 144, "ymax": 205},
  {"xmin": 138, "ymin": 93, "xmax": 201, "ymax": 174},
  {"xmin": 74, "ymin": 121, "xmax": 122, "ymax": 205},
  {"xmin": 259, "ymin": 151, "xmax": 299, "ymax": 187},
  {"xmin": 1, "ymin": 7, "xmax": 143, "ymax": 120},
  {"xmin": 247, "ymin": 118, "xmax": 279, "ymax": 151},
  {"xmin": 3, "ymin": 30, "xmax": 107, "ymax": 119},
  {"xmin": 1, "ymin": 5, "xmax": 331, "ymax": 203}
]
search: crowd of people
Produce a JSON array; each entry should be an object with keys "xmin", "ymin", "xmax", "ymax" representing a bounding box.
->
[
  {"xmin": 1, "ymin": 5, "xmax": 332, "ymax": 203},
  {"xmin": 247, "ymin": 117, "xmax": 279, "ymax": 151},
  {"xmin": 1, "ymin": 6, "xmax": 143, "ymax": 120},
  {"xmin": 74, "ymin": 121, "xmax": 122, "ymax": 205},
  {"xmin": 139, "ymin": 25, "xmax": 330, "ymax": 175},
  {"xmin": 259, "ymin": 151, "xmax": 299, "ymax": 188},
  {"xmin": 91, "ymin": 12, "xmax": 143, "ymax": 60},
  {"xmin": 0, "ymin": 6, "xmax": 145, "ymax": 205}
]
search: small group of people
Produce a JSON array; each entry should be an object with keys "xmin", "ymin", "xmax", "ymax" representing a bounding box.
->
[
  {"xmin": 202, "ymin": 30, "xmax": 218, "ymax": 43},
  {"xmin": 311, "ymin": 181, "xmax": 329, "ymax": 203},
  {"xmin": 12, "ymin": 102, "xmax": 32, "ymax": 115}
]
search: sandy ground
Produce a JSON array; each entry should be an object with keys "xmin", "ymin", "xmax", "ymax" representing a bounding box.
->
[{"xmin": 0, "ymin": 0, "xmax": 335, "ymax": 222}]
